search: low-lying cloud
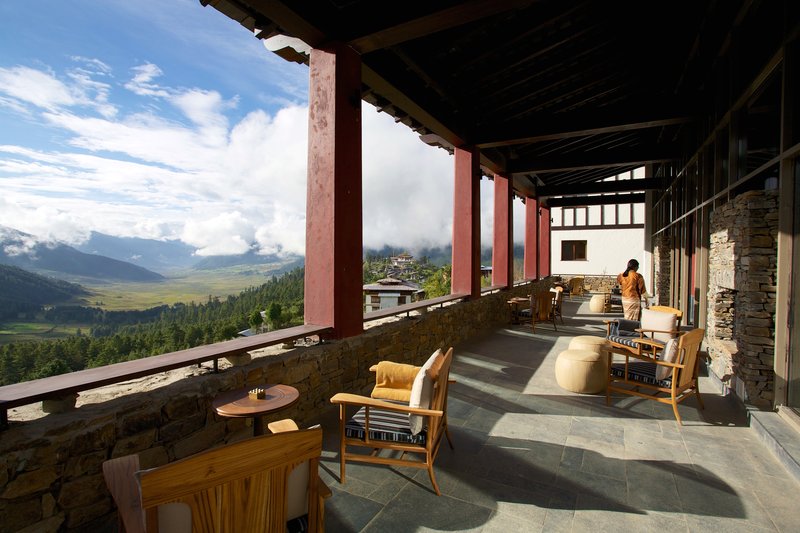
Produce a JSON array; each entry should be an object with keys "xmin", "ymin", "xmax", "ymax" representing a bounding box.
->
[{"xmin": 0, "ymin": 57, "xmax": 526, "ymax": 258}]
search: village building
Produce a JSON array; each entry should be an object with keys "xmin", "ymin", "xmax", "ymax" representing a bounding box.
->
[{"xmin": 363, "ymin": 277, "xmax": 421, "ymax": 312}]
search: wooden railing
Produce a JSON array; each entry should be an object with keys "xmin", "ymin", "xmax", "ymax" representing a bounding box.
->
[
  {"xmin": 1, "ymin": 285, "xmax": 534, "ymax": 428},
  {"xmin": 363, "ymin": 293, "xmax": 468, "ymax": 321},
  {"xmin": 0, "ymin": 324, "xmax": 332, "ymax": 428}
]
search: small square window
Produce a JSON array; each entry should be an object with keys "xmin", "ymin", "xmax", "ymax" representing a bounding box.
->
[{"xmin": 561, "ymin": 240, "xmax": 587, "ymax": 261}]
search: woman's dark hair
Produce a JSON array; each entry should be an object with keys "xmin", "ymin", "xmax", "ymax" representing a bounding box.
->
[{"xmin": 622, "ymin": 259, "xmax": 639, "ymax": 277}]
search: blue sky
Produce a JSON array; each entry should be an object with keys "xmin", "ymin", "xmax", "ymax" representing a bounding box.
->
[{"xmin": 0, "ymin": 0, "xmax": 523, "ymax": 257}]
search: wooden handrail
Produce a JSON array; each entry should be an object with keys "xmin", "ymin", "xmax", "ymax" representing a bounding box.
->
[
  {"xmin": 363, "ymin": 293, "xmax": 468, "ymax": 322},
  {"xmin": 0, "ymin": 323, "xmax": 333, "ymax": 426}
]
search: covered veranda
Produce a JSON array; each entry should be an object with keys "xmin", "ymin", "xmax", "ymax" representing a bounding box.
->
[
  {"xmin": 3, "ymin": 1, "xmax": 800, "ymax": 530},
  {"xmin": 316, "ymin": 295, "xmax": 799, "ymax": 532}
]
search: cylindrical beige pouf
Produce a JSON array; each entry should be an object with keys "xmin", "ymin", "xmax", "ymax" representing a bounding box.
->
[
  {"xmin": 555, "ymin": 349, "xmax": 607, "ymax": 394},
  {"xmin": 568, "ymin": 335, "xmax": 610, "ymax": 356},
  {"xmin": 588, "ymin": 294, "xmax": 605, "ymax": 313}
]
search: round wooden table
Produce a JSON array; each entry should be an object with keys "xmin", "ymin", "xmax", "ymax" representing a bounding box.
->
[{"xmin": 212, "ymin": 384, "xmax": 299, "ymax": 435}]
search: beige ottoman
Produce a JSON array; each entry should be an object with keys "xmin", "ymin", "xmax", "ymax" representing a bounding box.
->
[
  {"xmin": 568, "ymin": 335, "xmax": 610, "ymax": 356},
  {"xmin": 555, "ymin": 349, "xmax": 608, "ymax": 394},
  {"xmin": 589, "ymin": 294, "xmax": 606, "ymax": 313}
]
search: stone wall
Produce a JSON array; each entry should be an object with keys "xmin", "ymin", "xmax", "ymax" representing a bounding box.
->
[
  {"xmin": 0, "ymin": 280, "xmax": 545, "ymax": 532},
  {"xmin": 583, "ymin": 275, "xmax": 616, "ymax": 293},
  {"xmin": 653, "ymin": 232, "xmax": 672, "ymax": 306},
  {"xmin": 707, "ymin": 190, "xmax": 778, "ymax": 407}
]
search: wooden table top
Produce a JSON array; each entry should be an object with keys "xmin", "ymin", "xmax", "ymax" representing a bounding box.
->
[{"xmin": 212, "ymin": 384, "xmax": 299, "ymax": 418}]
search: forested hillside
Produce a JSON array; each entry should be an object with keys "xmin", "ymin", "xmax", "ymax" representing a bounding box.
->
[
  {"xmin": 0, "ymin": 268, "xmax": 304, "ymax": 385},
  {"xmin": 0, "ymin": 265, "xmax": 89, "ymax": 320}
]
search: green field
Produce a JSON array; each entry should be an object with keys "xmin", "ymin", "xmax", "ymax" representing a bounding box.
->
[
  {"xmin": 85, "ymin": 267, "xmax": 277, "ymax": 311},
  {"xmin": 0, "ymin": 266, "xmax": 289, "ymax": 345},
  {"xmin": 0, "ymin": 322, "xmax": 91, "ymax": 345}
]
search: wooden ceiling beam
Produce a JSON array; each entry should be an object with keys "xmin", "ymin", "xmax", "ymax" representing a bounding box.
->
[
  {"xmin": 476, "ymin": 109, "xmax": 693, "ymax": 148},
  {"xmin": 507, "ymin": 146, "xmax": 676, "ymax": 174},
  {"xmin": 544, "ymin": 193, "xmax": 645, "ymax": 207},
  {"xmin": 348, "ymin": 0, "xmax": 537, "ymax": 53},
  {"xmin": 537, "ymin": 177, "xmax": 665, "ymax": 197}
]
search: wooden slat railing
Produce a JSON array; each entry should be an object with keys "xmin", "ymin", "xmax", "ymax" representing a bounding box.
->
[
  {"xmin": 363, "ymin": 293, "xmax": 468, "ymax": 322},
  {"xmin": 0, "ymin": 323, "xmax": 333, "ymax": 427}
]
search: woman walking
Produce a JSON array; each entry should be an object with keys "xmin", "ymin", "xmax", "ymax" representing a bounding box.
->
[{"xmin": 617, "ymin": 259, "xmax": 648, "ymax": 320}]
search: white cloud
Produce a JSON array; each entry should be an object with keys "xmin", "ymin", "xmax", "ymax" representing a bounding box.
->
[
  {"xmin": 125, "ymin": 63, "xmax": 170, "ymax": 97},
  {"xmin": 1, "ymin": 59, "xmax": 535, "ymax": 258},
  {"xmin": 180, "ymin": 211, "xmax": 254, "ymax": 256},
  {"xmin": 0, "ymin": 62, "xmax": 118, "ymax": 118},
  {"xmin": 0, "ymin": 66, "xmax": 75, "ymax": 110}
]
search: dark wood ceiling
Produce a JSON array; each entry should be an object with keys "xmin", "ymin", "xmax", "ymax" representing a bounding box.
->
[{"xmin": 201, "ymin": 0, "xmax": 749, "ymax": 201}]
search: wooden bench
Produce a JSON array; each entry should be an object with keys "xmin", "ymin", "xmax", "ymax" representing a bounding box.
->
[{"xmin": 0, "ymin": 324, "xmax": 332, "ymax": 428}]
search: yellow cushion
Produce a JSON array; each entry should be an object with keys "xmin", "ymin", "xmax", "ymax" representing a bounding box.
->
[{"xmin": 371, "ymin": 361, "xmax": 420, "ymax": 401}]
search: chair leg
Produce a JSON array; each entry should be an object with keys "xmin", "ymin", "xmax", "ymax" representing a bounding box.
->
[
  {"xmin": 338, "ymin": 405, "xmax": 346, "ymax": 483},
  {"xmin": 695, "ymin": 386, "xmax": 705, "ymax": 410},
  {"xmin": 444, "ymin": 422, "xmax": 454, "ymax": 449},
  {"xmin": 671, "ymin": 400, "xmax": 683, "ymax": 425},
  {"xmin": 427, "ymin": 462, "xmax": 442, "ymax": 496}
]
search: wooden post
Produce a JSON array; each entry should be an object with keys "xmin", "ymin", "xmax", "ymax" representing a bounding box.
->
[
  {"xmin": 492, "ymin": 173, "xmax": 514, "ymax": 288},
  {"xmin": 304, "ymin": 43, "xmax": 363, "ymax": 339},
  {"xmin": 524, "ymin": 197, "xmax": 539, "ymax": 279},
  {"xmin": 452, "ymin": 146, "xmax": 480, "ymax": 297}
]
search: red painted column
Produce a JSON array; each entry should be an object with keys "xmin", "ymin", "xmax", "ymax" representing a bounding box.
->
[
  {"xmin": 539, "ymin": 204, "xmax": 551, "ymax": 277},
  {"xmin": 304, "ymin": 43, "xmax": 363, "ymax": 338},
  {"xmin": 492, "ymin": 173, "xmax": 513, "ymax": 288},
  {"xmin": 451, "ymin": 146, "xmax": 480, "ymax": 298},
  {"xmin": 523, "ymin": 197, "xmax": 539, "ymax": 279}
]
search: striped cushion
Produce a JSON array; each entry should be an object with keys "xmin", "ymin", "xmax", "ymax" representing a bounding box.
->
[
  {"xmin": 607, "ymin": 335, "xmax": 664, "ymax": 350},
  {"xmin": 610, "ymin": 361, "xmax": 672, "ymax": 388},
  {"xmin": 345, "ymin": 402, "xmax": 427, "ymax": 445}
]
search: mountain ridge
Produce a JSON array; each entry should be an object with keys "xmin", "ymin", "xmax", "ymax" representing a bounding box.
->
[{"xmin": 0, "ymin": 226, "xmax": 165, "ymax": 282}]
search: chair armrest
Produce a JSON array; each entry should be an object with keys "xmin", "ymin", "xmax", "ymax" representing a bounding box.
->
[
  {"xmin": 629, "ymin": 338, "xmax": 663, "ymax": 349},
  {"xmin": 267, "ymin": 418, "xmax": 300, "ymax": 433},
  {"xmin": 330, "ymin": 393, "xmax": 444, "ymax": 417}
]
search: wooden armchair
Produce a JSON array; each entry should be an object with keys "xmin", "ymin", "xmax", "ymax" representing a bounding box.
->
[
  {"xmin": 605, "ymin": 308, "xmax": 680, "ymax": 360},
  {"xmin": 519, "ymin": 291, "xmax": 557, "ymax": 333},
  {"xmin": 606, "ymin": 327, "xmax": 705, "ymax": 425},
  {"xmin": 568, "ymin": 276, "xmax": 585, "ymax": 298},
  {"xmin": 330, "ymin": 347, "xmax": 454, "ymax": 495},
  {"xmin": 103, "ymin": 422, "xmax": 330, "ymax": 532}
]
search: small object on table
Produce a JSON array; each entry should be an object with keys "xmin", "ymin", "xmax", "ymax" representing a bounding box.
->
[
  {"xmin": 249, "ymin": 387, "xmax": 266, "ymax": 400},
  {"xmin": 213, "ymin": 384, "xmax": 299, "ymax": 436}
]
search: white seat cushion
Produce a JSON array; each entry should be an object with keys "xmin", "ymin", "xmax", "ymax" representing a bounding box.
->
[
  {"xmin": 640, "ymin": 309, "xmax": 678, "ymax": 344},
  {"xmin": 408, "ymin": 349, "xmax": 442, "ymax": 435}
]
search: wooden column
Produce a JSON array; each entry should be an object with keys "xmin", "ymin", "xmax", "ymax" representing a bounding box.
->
[
  {"xmin": 523, "ymin": 197, "xmax": 539, "ymax": 279},
  {"xmin": 451, "ymin": 146, "xmax": 480, "ymax": 298},
  {"xmin": 492, "ymin": 173, "xmax": 513, "ymax": 288},
  {"xmin": 538, "ymin": 204, "xmax": 551, "ymax": 277},
  {"xmin": 304, "ymin": 43, "xmax": 363, "ymax": 339}
]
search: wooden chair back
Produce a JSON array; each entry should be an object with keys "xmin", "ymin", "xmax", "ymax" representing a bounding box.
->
[
  {"xmin": 531, "ymin": 292, "xmax": 556, "ymax": 332},
  {"xmin": 675, "ymin": 327, "xmax": 704, "ymax": 388},
  {"xmin": 105, "ymin": 427, "xmax": 325, "ymax": 533},
  {"xmin": 428, "ymin": 347, "xmax": 453, "ymax": 444},
  {"xmin": 569, "ymin": 277, "xmax": 585, "ymax": 297}
]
